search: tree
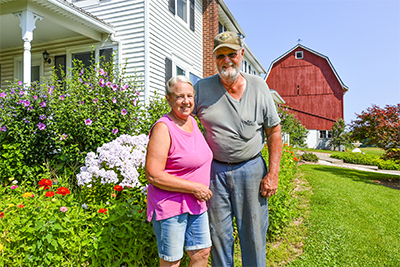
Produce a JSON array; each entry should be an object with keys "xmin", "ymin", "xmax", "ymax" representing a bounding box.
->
[
  {"xmin": 330, "ymin": 118, "xmax": 351, "ymax": 151},
  {"xmin": 277, "ymin": 105, "xmax": 308, "ymax": 147},
  {"xmin": 349, "ymin": 104, "xmax": 400, "ymax": 161}
]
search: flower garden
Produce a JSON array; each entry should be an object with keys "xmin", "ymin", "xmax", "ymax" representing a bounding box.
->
[{"xmin": 0, "ymin": 58, "xmax": 299, "ymax": 266}]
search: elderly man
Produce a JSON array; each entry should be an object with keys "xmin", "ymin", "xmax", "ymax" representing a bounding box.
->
[{"xmin": 192, "ymin": 31, "xmax": 282, "ymax": 267}]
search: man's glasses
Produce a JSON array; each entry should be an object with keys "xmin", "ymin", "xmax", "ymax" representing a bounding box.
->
[{"xmin": 215, "ymin": 49, "xmax": 241, "ymax": 61}]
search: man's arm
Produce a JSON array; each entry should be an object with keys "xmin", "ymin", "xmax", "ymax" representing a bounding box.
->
[{"xmin": 260, "ymin": 124, "xmax": 282, "ymax": 198}]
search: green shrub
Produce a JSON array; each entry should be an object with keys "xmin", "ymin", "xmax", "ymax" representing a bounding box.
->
[
  {"xmin": 331, "ymin": 152, "xmax": 400, "ymax": 170},
  {"xmin": 0, "ymin": 177, "xmax": 158, "ymax": 266},
  {"xmin": 277, "ymin": 105, "xmax": 308, "ymax": 148},
  {"xmin": 301, "ymin": 152, "xmax": 319, "ymax": 163},
  {"xmin": 263, "ymin": 144, "xmax": 299, "ymax": 240}
]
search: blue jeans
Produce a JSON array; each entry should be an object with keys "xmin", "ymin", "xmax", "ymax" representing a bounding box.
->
[
  {"xmin": 152, "ymin": 212, "xmax": 212, "ymax": 262},
  {"xmin": 209, "ymin": 155, "xmax": 269, "ymax": 267}
]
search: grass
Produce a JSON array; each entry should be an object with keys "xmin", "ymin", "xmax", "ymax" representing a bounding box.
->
[
  {"xmin": 359, "ymin": 147, "xmax": 385, "ymax": 156},
  {"xmin": 282, "ymin": 165, "xmax": 400, "ymax": 266}
]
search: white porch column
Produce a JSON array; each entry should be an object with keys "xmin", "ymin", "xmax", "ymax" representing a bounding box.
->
[{"xmin": 13, "ymin": 10, "xmax": 43, "ymax": 87}]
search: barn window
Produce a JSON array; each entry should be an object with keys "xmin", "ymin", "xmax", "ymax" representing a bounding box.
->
[
  {"xmin": 327, "ymin": 131, "xmax": 333, "ymax": 139},
  {"xmin": 295, "ymin": 51, "xmax": 303, "ymax": 59},
  {"xmin": 319, "ymin": 130, "xmax": 327, "ymax": 139}
]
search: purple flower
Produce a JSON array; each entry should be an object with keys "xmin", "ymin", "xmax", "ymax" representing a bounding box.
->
[
  {"xmin": 59, "ymin": 95, "xmax": 65, "ymax": 101},
  {"xmin": 39, "ymin": 115, "xmax": 46, "ymax": 120},
  {"xmin": 1, "ymin": 126, "xmax": 7, "ymax": 132},
  {"xmin": 48, "ymin": 86, "xmax": 54, "ymax": 95},
  {"xmin": 60, "ymin": 133, "xmax": 68, "ymax": 140},
  {"xmin": 133, "ymin": 99, "xmax": 137, "ymax": 106},
  {"xmin": 40, "ymin": 101, "xmax": 46, "ymax": 107},
  {"xmin": 93, "ymin": 98, "xmax": 98, "ymax": 104},
  {"xmin": 99, "ymin": 78, "xmax": 105, "ymax": 87},
  {"xmin": 37, "ymin": 122, "xmax": 46, "ymax": 130},
  {"xmin": 85, "ymin": 119, "xmax": 92, "ymax": 125},
  {"xmin": 106, "ymin": 81, "xmax": 112, "ymax": 87},
  {"xmin": 23, "ymin": 100, "xmax": 30, "ymax": 107},
  {"xmin": 99, "ymin": 69, "xmax": 106, "ymax": 76},
  {"xmin": 79, "ymin": 78, "xmax": 83, "ymax": 83},
  {"xmin": 79, "ymin": 68, "xmax": 84, "ymax": 76},
  {"xmin": 112, "ymin": 97, "xmax": 117, "ymax": 104},
  {"xmin": 18, "ymin": 81, "xmax": 22, "ymax": 86},
  {"xmin": 112, "ymin": 128, "xmax": 118, "ymax": 134},
  {"xmin": 19, "ymin": 91, "xmax": 24, "ymax": 96},
  {"xmin": 0, "ymin": 92, "xmax": 6, "ymax": 98},
  {"xmin": 121, "ymin": 84, "xmax": 129, "ymax": 91},
  {"xmin": 33, "ymin": 95, "xmax": 38, "ymax": 100},
  {"xmin": 112, "ymin": 84, "xmax": 118, "ymax": 91},
  {"xmin": 121, "ymin": 109, "xmax": 127, "ymax": 116}
]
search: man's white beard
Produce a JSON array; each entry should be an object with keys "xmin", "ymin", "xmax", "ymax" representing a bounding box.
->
[{"xmin": 218, "ymin": 63, "xmax": 241, "ymax": 84}]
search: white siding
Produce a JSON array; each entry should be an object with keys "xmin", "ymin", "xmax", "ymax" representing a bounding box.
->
[
  {"xmin": 81, "ymin": 0, "xmax": 146, "ymax": 100},
  {"xmin": 147, "ymin": 0, "xmax": 203, "ymax": 97}
]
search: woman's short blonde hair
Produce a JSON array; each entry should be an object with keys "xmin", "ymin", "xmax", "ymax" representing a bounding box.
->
[{"xmin": 166, "ymin": 75, "xmax": 194, "ymax": 96}]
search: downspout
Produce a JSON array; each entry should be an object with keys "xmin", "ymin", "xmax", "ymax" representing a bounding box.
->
[{"xmin": 109, "ymin": 33, "xmax": 122, "ymax": 75}]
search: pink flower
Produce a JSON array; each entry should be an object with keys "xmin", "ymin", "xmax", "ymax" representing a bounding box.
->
[
  {"xmin": 99, "ymin": 79, "xmax": 105, "ymax": 87},
  {"xmin": 120, "ymin": 84, "xmax": 129, "ymax": 91},
  {"xmin": 106, "ymin": 81, "xmax": 112, "ymax": 87},
  {"xmin": 60, "ymin": 133, "xmax": 68, "ymax": 140},
  {"xmin": 10, "ymin": 185, "xmax": 18, "ymax": 189},
  {"xmin": 85, "ymin": 119, "xmax": 92, "ymax": 125},
  {"xmin": 112, "ymin": 84, "xmax": 118, "ymax": 91},
  {"xmin": 99, "ymin": 69, "xmax": 106, "ymax": 76},
  {"xmin": 40, "ymin": 101, "xmax": 46, "ymax": 107},
  {"xmin": 121, "ymin": 109, "xmax": 127, "ymax": 116},
  {"xmin": 18, "ymin": 81, "xmax": 22, "ymax": 86},
  {"xmin": 112, "ymin": 97, "xmax": 117, "ymax": 104},
  {"xmin": 37, "ymin": 122, "xmax": 46, "ymax": 130},
  {"xmin": 112, "ymin": 128, "xmax": 118, "ymax": 134},
  {"xmin": 0, "ymin": 92, "xmax": 6, "ymax": 98},
  {"xmin": 60, "ymin": 206, "xmax": 68, "ymax": 212}
]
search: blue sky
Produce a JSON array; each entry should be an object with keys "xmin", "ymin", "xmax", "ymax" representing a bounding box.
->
[{"xmin": 224, "ymin": 0, "xmax": 400, "ymax": 124}]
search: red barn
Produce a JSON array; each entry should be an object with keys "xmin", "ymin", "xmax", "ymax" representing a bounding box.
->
[{"xmin": 266, "ymin": 44, "xmax": 349, "ymax": 148}]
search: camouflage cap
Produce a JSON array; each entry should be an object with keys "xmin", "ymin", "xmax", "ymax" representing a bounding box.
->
[{"xmin": 213, "ymin": 31, "xmax": 242, "ymax": 53}]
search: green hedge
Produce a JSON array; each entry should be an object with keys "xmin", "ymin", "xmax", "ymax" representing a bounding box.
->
[{"xmin": 331, "ymin": 152, "xmax": 400, "ymax": 170}]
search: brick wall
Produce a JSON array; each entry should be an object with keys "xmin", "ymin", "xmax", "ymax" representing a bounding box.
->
[{"xmin": 202, "ymin": 0, "xmax": 219, "ymax": 77}]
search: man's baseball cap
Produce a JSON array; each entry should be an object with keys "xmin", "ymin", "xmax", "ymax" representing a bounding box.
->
[{"xmin": 213, "ymin": 31, "xmax": 242, "ymax": 53}]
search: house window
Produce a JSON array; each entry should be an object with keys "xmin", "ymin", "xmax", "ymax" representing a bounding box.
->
[
  {"xmin": 169, "ymin": 0, "xmax": 195, "ymax": 31},
  {"xmin": 31, "ymin": 66, "xmax": 40, "ymax": 83},
  {"xmin": 219, "ymin": 22, "xmax": 227, "ymax": 33},
  {"xmin": 55, "ymin": 55, "xmax": 66, "ymax": 82},
  {"xmin": 72, "ymin": 51, "xmax": 94, "ymax": 68},
  {"xmin": 295, "ymin": 51, "xmax": 303, "ymax": 59},
  {"xmin": 176, "ymin": 66, "xmax": 186, "ymax": 76},
  {"xmin": 327, "ymin": 131, "xmax": 333, "ymax": 139},
  {"xmin": 189, "ymin": 73, "xmax": 200, "ymax": 85},
  {"xmin": 319, "ymin": 130, "xmax": 327, "ymax": 139}
]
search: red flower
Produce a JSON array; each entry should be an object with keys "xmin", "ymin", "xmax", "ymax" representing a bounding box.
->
[
  {"xmin": 18, "ymin": 204, "xmax": 25, "ymax": 209},
  {"xmin": 293, "ymin": 156, "xmax": 299, "ymax": 162},
  {"xmin": 98, "ymin": 208, "xmax": 107, "ymax": 214},
  {"xmin": 38, "ymin": 179, "xmax": 53, "ymax": 190},
  {"xmin": 0, "ymin": 212, "xmax": 4, "ymax": 219},
  {"xmin": 56, "ymin": 187, "xmax": 71, "ymax": 196},
  {"xmin": 45, "ymin": 191, "xmax": 55, "ymax": 197},
  {"xmin": 114, "ymin": 185, "xmax": 123, "ymax": 192}
]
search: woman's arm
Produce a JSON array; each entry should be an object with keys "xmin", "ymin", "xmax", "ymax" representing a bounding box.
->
[{"xmin": 145, "ymin": 122, "xmax": 212, "ymax": 201}]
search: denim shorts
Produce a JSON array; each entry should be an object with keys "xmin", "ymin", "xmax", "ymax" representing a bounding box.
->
[{"xmin": 152, "ymin": 211, "xmax": 212, "ymax": 262}]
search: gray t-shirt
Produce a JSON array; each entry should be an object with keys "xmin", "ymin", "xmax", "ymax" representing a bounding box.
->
[{"xmin": 193, "ymin": 72, "xmax": 281, "ymax": 163}]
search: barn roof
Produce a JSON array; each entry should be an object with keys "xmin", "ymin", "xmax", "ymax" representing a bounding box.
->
[{"xmin": 265, "ymin": 44, "xmax": 349, "ymax": 93}]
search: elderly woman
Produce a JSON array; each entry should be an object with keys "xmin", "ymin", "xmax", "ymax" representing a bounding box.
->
[{"xmin": 146, "ymin": 76, "xmax": 213, "ymax": 267}]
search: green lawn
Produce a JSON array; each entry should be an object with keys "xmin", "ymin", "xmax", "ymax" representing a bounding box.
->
[
  {"xmin": 360, "ymin": 147, "xmax": 385, "ymax": 156},
  {"xmin": 285, "ymin": 165, "xmax": 400, "ymax": 266}
]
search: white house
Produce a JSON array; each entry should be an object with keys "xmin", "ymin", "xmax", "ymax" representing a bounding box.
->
[{"xmin": 0, "ymin": 0, "xmax": 281, "ymax": 104}]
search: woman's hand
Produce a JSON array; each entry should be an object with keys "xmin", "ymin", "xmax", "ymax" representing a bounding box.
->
[{"xmin": 193, "ymin": 184, "xmax": 212, "ymax": 202}]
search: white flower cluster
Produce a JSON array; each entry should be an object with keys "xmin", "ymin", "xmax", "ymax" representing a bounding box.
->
[{"xmin": 77, "ymin": 134, "xmax": 149, "ymax": 188}]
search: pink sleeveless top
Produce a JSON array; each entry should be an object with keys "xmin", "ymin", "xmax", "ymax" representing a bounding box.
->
[{"xmin": 146, "ymin": 115, "xmax": 213, "ymax": 222}]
